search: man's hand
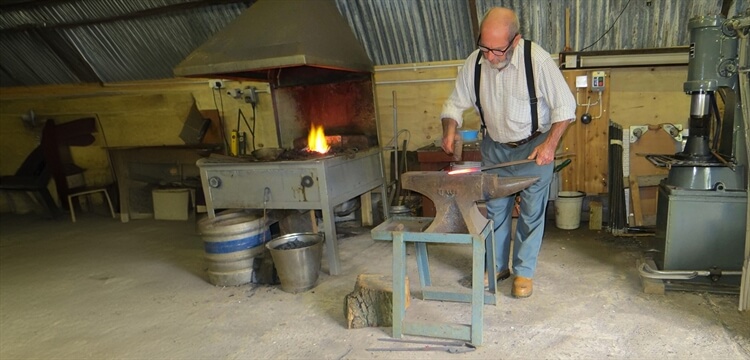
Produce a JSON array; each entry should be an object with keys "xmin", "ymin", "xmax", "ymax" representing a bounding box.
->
[
  {"xmin": 528, "ymin": 119, "xmax": 572, "ymax": 165},
  {"xmin": 528, "ymin": 143, "xmax": 556, "ymax": 165}
]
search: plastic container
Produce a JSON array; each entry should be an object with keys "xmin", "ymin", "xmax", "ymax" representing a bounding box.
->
[
  {"xmin": 153, "ymin": 188, "xmax": 190, "ymax": 220},
  {"xmin": 459, "ymin": 129, "xmax": 479, "ymax": 142},
  {"xmin": 266, "ymin": 233, "xmax": 324, "ymax": 293},
  {"xmin": 555, "ymin": 191, "xmax": 585, "ymax": 230}
]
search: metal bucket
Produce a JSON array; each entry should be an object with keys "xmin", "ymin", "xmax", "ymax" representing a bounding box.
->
[
  {"xmin": 199, "ymin": 212, "xmax": 270, "ymax": 286},
  {"xmin": 389, "ymin": 205, "xmax": 412, "ymax": 216},
  {"xmin": 265, "ymin": 233, "xmax": 323, "ymax": 293}
]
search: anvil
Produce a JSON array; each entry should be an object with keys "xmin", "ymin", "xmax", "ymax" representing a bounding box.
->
[{"xmin": 401, "ymin": 171, "xmax": 538, "ymax": 234}]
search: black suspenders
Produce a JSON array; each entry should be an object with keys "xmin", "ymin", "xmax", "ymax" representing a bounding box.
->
[
  {"xmin": 523, "ymin": 40, "xmax": 539, "ymax": 134},
  {"xmin": 474, "ymin": 39, "xmax": 539, "ymax": 137},
  {"xmin": 473, "ymin": 51, "xmax": 485, "ymax": 133}
]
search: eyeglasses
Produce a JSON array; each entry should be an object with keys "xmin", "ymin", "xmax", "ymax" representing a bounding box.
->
[{"xmin": 477, "ymin": 33, "xmax": 518, "ymax": 56}]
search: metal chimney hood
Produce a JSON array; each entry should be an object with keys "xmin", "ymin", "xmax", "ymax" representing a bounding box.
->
[{"xmin": 173, "ymin": 0, "xmax": 373, "ymax": 87}]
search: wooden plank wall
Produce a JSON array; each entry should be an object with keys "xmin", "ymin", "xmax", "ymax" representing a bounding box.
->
[
  {"xmin": 373, "ymin": 60, "xmax": 477, "ymax": 153},
  {"xmin": 0, "ymin": 63, "xmax": 691, "ymax": 214},
  {"xmin": 559, "ymin": 70, "xmax": 611, "ymax": 196},
  {"xmin": 0, "ymin": 80, "xmax": 275, "ymax": 212}
]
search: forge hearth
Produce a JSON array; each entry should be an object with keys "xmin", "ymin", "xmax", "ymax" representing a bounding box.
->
[
  {"xmin": 256, "ymin": 146, "xmax": 369, "ymax": 162},
  {"xmin": 190, "ymin": 1, "xmax": 385, "ymax": 276},
  {"xmin": 197, "ymin": 147, "xmax": 386, "ymax": 276}
]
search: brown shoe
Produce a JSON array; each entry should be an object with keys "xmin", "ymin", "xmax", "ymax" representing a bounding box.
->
[
  {"xmin": 484, "ymin": 269, "xmax": 511, "ymax": 287},
  {"xmin": 512, "ymin": 276, "xmax": 533, "ymax": 298}
]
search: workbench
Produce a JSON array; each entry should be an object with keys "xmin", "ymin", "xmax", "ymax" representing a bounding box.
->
[{"xmin": 107, "ymin": 144, "xmax": 220, "ymax": 222}]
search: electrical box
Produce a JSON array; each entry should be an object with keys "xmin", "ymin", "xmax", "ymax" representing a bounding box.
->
[
  {"xmin": 575, "ymin": 75, "xmax": 588, "ymax": 88},
  {"xmin": 209, "ymin": 79, "xmax": 225, "ymax": 90},
  {"xmin": 591, "ymin": 71, "xmax": 606, "ymax": 92}
]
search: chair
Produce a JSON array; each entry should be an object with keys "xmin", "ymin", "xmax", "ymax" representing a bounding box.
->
[
  {"xmin": 41, "ymin": 117, "xmax": 96, "ymax": 210},
  {"xmin": 39, "ymin": 117, "xmax": 117, "ymax": 222},
  {"xmin": 0, "ymin": 145, "xmax": 60, "ymax": 218},
  {"xmin": 67, "ymin": 186, "xmax": 116, "ymax": 222}
]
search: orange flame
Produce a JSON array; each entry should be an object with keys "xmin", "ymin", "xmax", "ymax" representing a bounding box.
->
[{"xmin": 308, "ymin": 123, "xmax": 330, "ymax": 154}]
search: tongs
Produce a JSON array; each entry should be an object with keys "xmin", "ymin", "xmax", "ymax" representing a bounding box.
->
[{"xmin": 447, "ymin": 153, "xmax": 575, "ymax": 175}]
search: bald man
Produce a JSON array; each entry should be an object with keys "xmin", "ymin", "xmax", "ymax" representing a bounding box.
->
[{"xmin": 440, "ymin": 7, "xmax": 576, "ymax": 298}]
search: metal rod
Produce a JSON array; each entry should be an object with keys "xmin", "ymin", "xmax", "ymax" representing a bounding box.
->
[
  {"xmin": 479, "ymin": 158, "xmax": 536, "ymax": 171},
  {"xmin": 639, "ymin": 261, "xmax": 743, "ymax": 280},
  {"xmin": 392, "ymin": 91, "xmax": 399, "ymax": 182},
  {"xmin": 375, "ymin": 78, "xmax": 459, "ymax": 85},
  {"xmin": 377, "ymin": 338, "xmax": 467, "ymax": 346},
  {"xmin": 375, "ymin": 63, "xmax": 463, "ymax": 72}
]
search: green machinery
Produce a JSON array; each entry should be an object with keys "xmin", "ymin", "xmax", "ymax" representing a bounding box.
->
[{"xmin": 642, "ymin": 10, "xmax": 750, "ymax": 290}]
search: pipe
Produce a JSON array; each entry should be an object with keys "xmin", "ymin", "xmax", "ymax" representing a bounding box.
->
[
  {"xmin": 638, "ymin": 261, "xmax": 743, "ymax": 280},
  {"xmin": 375, "ymin": 78, "xmax": 459, "ymax": 86},
  {"xmin": 392, "ymin": 91, "xmax": 399, "ymax": 182},
  {"xmin": 375, "ymin": 63, "xmax": 462, "ymax": 72}
]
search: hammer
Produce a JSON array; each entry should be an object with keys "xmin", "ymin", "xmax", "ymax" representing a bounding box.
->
[{"xmin": 450, "ymin": 137, "xmax": 463, "ymax": 161}]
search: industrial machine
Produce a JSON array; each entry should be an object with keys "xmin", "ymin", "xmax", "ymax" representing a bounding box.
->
[{"xmin": 641, "ymin": 10, "xmax": 750, "ymax": 291}]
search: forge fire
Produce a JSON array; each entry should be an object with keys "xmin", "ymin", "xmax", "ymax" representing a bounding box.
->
[{"xmin": 307, "ymin": 123, "xmax": 330, "ymax": 154}]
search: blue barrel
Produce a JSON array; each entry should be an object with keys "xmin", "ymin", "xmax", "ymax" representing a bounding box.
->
[{"xmin": 199, "ymin": 211, "xmax": 270, "ymax": 286}]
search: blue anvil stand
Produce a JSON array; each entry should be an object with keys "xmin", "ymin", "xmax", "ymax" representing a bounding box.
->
[{"xmin": 370, "ymin": 171, "xmax": 538, "ymax": 346}]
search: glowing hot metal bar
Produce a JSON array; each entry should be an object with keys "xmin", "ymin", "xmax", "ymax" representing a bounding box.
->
[{"xmin": 447, "ymin": 158, "xmax": 536, "ymax": 175}]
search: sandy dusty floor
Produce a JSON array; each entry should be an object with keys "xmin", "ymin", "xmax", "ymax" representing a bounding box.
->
[{"xmin": 0, "ymin": 213, "xmax": 748, "ymax": 359}]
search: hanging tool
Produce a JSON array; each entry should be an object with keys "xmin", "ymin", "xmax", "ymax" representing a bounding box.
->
[
  {"xmin": 554, "ymin": 158, "xmax": 572, "ymax": 173},
  {"xmin": 367, "ymin": 338, "xmax": 477, "ymax": 353}
]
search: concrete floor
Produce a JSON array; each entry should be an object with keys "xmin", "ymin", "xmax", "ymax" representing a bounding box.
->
[{"xmin": 1, "ymin": 211, "xmax": 748, "ymax": 359}]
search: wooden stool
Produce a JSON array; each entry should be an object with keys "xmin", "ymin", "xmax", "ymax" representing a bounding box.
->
[{"xmin": 67, "ymin": 187, "xmax": 116, "ymax": 223}]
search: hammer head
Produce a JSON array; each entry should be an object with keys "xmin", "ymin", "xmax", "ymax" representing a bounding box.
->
[
  {"xmin": 401, "ymin": 171, "xmax": 538, "ymax": 234},
  {"xmin": 451, "ymin": 138, "xmax": 463, "ymax": 161}
]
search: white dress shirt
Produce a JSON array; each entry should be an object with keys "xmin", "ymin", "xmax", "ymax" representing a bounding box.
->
[{"xmin": 440, "ymin": 39, "xmax": 576, "ymax": 144}]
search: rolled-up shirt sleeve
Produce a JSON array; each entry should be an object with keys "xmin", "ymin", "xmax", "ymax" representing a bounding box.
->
[
  {"xmin": 440, "ymin": 52, "xmax": 480, "ymax": 128},
  {"xmin": 537, "ymin": 55, "xmax": 576, "ymax": 124}
]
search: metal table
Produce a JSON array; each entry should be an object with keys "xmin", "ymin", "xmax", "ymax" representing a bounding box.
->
[
  {"xmin": 107, "ymin": 145, "xmax": 218, "ymax": 222},
  {"xmin": 197, "ymin": 148, "xmax": 387, "ymax": 275}
]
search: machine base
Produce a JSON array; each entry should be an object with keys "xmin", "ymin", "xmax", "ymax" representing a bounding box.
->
[{"xmin": 650, "ymin": 183, "xmax": 746, "ymax": 287}]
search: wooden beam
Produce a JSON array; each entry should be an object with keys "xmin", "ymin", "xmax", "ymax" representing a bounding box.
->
[
  {"xmin": 468, "ymin": 0, "xmax": 480, "ymax": 41},
  {"xmin": 629, "ymin": 177, "xmax": 643, "ymax": 227}
]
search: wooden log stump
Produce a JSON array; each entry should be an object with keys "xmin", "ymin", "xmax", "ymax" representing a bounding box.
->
[{"xmin": 345, "ymin": 273, "xmax": 410, "ymax": 329}]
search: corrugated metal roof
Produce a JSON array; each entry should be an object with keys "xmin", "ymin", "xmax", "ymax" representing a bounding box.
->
[{"xmin": 0, "ymin": 0, "xmax": 747, "ymax": 87}]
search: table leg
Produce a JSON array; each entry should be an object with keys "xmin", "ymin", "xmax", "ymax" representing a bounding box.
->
[
  {"xmin": 320, "ymin": 204, "xmax": 341, "ymax": 275},
  {"xmin": 360, "ymin": 191, "xmax": 373, "ymax": 226},
  {"xmin": 392, "ymin": 232, "xmax": 406, "ymax": 339}
]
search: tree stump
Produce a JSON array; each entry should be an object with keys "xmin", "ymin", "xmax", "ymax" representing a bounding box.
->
[{"xmin": 345, "ymin": 273, "xmax": 410, "ymax": 329}]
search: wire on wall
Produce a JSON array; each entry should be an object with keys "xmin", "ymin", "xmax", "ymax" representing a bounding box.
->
[
  {"xmin": 579, "ymin": 0, "xmax": 632, "ymax": 52},
  {"xmin": 211, "ymin": 88, "xmax": 229, "ymax": 155},
  {"xmin": 238, "ymin": 108, "xmax": 257, "ymax": 152}
]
